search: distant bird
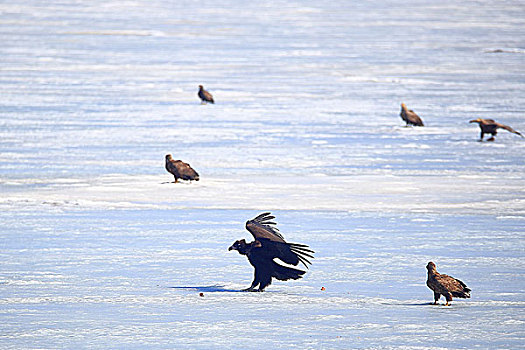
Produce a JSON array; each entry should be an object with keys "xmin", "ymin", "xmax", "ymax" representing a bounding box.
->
[
  {"xmin": 228, "ymin": 212, "xmax": 314, "ymax": 292},
  {"xmin": 426, "ymin": 262, "xmax": 471, "ymax": 306},
  {"xmin": 198, "ymin": 85, "xmax": 214, "ymax": 104},
  {"xmin": 400, "ymin": 103, "xmax": 424, "ymax": 126},
  {"xmin": 165, "ymin": 154, "xmax": 199, "ymax": 183},
  {"xmin": 469, "ymin": 118, "xmax": 523, "ymax": 141}
]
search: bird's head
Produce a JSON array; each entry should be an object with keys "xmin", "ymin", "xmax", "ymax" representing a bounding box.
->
[
  {"xmin": 228, "ymin": 239, "xmax": 247, "ymax": 251},
  {"xmin": 426, "ymin": 261, "xmax": 437, "ymax": 272},
  {"xmin": 165, "ymin": 154, "xmax": 173, "ymax": 161},
  {"xmin": 469, "ymin": 118, "xmax": 482, "ymax": 124},
  {"xmin": 198, "ymin": 85, "xmax": 203, "ymax": 89},
  {"xmin": 401, "ymin": 103, "xmax": 407, "ymax": 109}
]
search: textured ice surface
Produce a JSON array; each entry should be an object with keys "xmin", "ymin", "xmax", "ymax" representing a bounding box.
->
[{"xmin": 1, "ymin": 0, "xmax": 524, "ymax": 349}]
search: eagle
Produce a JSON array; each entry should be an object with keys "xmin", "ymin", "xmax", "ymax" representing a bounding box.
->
[
  {"xmin": 469, "ymin": 118, "xmax": 523, "ymax": 141},
  {"xmin": 198, "ymin": 85, "xmax": 214, "ymax": 104},
  {"xmin": 426, "ymin": 262, "xmax": 471, "ymax": 306},
  {"xmin": 165, "ymin": 154, "xmax": 199, "ymax": 183},
  {"xmin": 400, "ymin": 103, "xmax": 424, "ymax": 126},
  {"xmin": 228, "ymin": 212, "xmax": 314, "ymax": 292}
]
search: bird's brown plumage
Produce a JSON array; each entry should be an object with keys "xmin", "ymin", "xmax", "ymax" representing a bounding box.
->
[
  {"xmin": 426, "ymin": 262, "xmax": 470, "ymax": 306},
  {"xmin": 165, "ymin": 154, "xmax": 199, "ymax": 183},
  {"xmin": 198, "ymin": 85, "xmax": 214, "ymax": 104},
  {"xmin": 400, "ymin": 103, "xmax": 424, "ymax": 126},
  {"xmin": 469, "ymin": 118, "xmax": 523, "ymax": 141}
]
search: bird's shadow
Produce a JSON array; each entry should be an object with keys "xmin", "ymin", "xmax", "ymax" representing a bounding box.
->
[
  {"xmin": 398, "ymin": 302, "xmax": 466, "ymax": 308},
  {"xmin": 397, "ymin": 302, "xmax": 437, "ymax": 307},
  {"xmin": 169, "ymin": 285, "xmax": 242, "ymax": 293}
]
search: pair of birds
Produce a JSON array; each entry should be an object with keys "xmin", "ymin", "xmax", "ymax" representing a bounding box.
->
[
  {"xmin": 163, "ymin": 85, "xmax": 214, "ymax": 183},
  {"xmin": 227, "ymin": 212, "xmax": 471, "ymax": 306},
  {"xmin": 401, "ymin": 103, "xmax": 523, "ymax": 141}
]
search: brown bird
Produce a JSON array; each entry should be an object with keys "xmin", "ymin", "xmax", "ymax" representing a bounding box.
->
[
  {"xmin": 229, "ymin": 212, "xmax": 314, "ymax": 292},
  {"xmin": 198, "ymin": 85, "xmax": 214, "ymax": 104},
  {"xmin": 469, "ymin": 118, "xmax": 523, "ymax": 141},
  {"xmin": 165, "ymin": 154, "xmax": 199, "ymax": 183},
  {"xmin": 426, "ymin": 262, "xmax": 471, "ymax": 306},
  {"xmin": 400, "ymin": 103, "xmax": 424, "ymax": 126}
]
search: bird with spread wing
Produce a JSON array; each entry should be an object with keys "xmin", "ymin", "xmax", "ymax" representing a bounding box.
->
[
  {"xmin": 228, "ymin": 212, "xmax": 314, "ymax": 292},
  {"xmin": 469, "ymin": 118, "xmax": 523, "ymax": 141}
]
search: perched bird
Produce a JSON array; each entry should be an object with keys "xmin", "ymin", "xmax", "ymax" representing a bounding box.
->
[
  {"xmin": 400, "ymin": 103, "xmax": 424, "ymax": 126},
  {"xmin": 165, "ymin": 154, "xmax": 199, "ymax": 183},
  {"xmin": 198, "ymin": 85, "xmax": 214, "ymax": 104},
  {"xmin": 228, "ymin": 212, "xmax": 314, "ymax": 292},
  {"xmin": 469, "ymin": 118, "xmax": 523, "ymax": 141},
  {"xmin": 426, "ymin": 262, "xmax": 471, "ymax": 306}
]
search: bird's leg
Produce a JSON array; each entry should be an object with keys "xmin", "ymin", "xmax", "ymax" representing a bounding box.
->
[
  {"xmin": 172, "ymin": 177, "xmax": 178, "ymax": 183},
  {"xmin": 479, "ymin": 131, "xmax": 484, "ymax": 142},
  {"xmin": 242, "ymin": 274, "xmax": 259, "ymax": 292},
  {"xmin": 433, "ymin": 292, "xmax": 440, "ymax": 305},
  {"xmin": 444, "ymin": 293, "xmax": 452, "ymax": 306}
]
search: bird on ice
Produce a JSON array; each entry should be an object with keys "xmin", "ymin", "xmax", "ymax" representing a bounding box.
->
[
  {"xmin": 198, "ymin": 85, "xmax": 214, "ymax": 104},
  {"xmin": 426, "ymin": 262, "xmax": 471, "ymax": 306},
  {"xmin": 400, "ymin": 103, "xmax": 424, "ymax": 126},
  {"xmin": 469, "ymin": 118, "xmax": 523, "ymax": 141},
  {"xmin": 165, "ymin": 154, "xmax": 199, "ymax": 183},
  {"xmin": 229, "ymin": 212, "xmax": 314, "ymax": 292}
]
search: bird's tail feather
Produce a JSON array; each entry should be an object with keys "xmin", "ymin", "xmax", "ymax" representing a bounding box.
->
[
  {"xmin": 452, "ymin": 290, "xmax": 471, "ymax": 298},
  {"xmin": 271, "ymin": 261, "xmax": 305, "ymax": 281},
  {"xmin": 451, "ymin": 281, "xmax": 471, "ymax": 298}
]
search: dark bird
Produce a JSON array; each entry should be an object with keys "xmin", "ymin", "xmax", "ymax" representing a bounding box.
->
[
  {"xmin": 165, "ymin": 154, "xmax": 199, "ymax": 183},
  {"xmin": 400, "ymin": 103, "xmax": 424, "ymax": 126},
  {"xmin": 426, "ymin": 262, "xmax": 471, "ymax": 306},
  {"xmin": 228, "ymin": 212, "xmax": 314, "ymax": 292},
  {"xmin": 469, "ymin": 118, "xmax": 523, "ymax": 141},
  {"xmin": 198, "ymin": 85, "xmax": 214, "ymax": 104}
]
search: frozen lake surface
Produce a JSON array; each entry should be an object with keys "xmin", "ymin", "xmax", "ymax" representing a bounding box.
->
[{"xmin": 1, "ymin": 1, "xmax": 524, "ymax": 349}]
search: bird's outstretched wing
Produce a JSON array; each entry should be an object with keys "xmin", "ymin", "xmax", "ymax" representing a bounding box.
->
[
  {"xmin": 496, "ymin": 123, "xmax": 523, "ymax": 137},
  {"xmin": 245, "ymin": 212, "xmax": 314, "ymax": 268},
  {"xmin": 246, "ymin": 212, "xmax": 285, "ymax": 242}
]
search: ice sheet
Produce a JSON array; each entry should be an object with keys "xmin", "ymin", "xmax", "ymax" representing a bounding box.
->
[{"xmin": 1, "ymin": 0, "xmax": 524, "ymax": 349}]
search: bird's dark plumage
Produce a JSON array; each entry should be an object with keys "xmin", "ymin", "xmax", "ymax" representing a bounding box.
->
[
  {"xmin": 400, "ymin": 103, "xmax": 424, "ymax": 126},
  {"xmin": 165, "ymin": 154, "xmax": 199, "ymax": 183},
  {"xmin": 426, "ymin": 262, "xmax": 471, "ymax": 306},
  {"xmin": 229, "ymin": 212, "xmax": 314, "ymax": 292},
  {"xmin": 469, "ymin": 118, "xmax": 523, "ymax": 141},
  {"xmin": 198, "ymin": 85, "xmax": 214, "ymax": 104}
]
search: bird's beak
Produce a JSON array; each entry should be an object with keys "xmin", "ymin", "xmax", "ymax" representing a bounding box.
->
[
  {"xmin": 469, "ymin": 119, "xmax": 477, "ymax": 123},
  {"xmin": 228, "ymin": 245, "xmax": 235, "ymax": 251}
]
